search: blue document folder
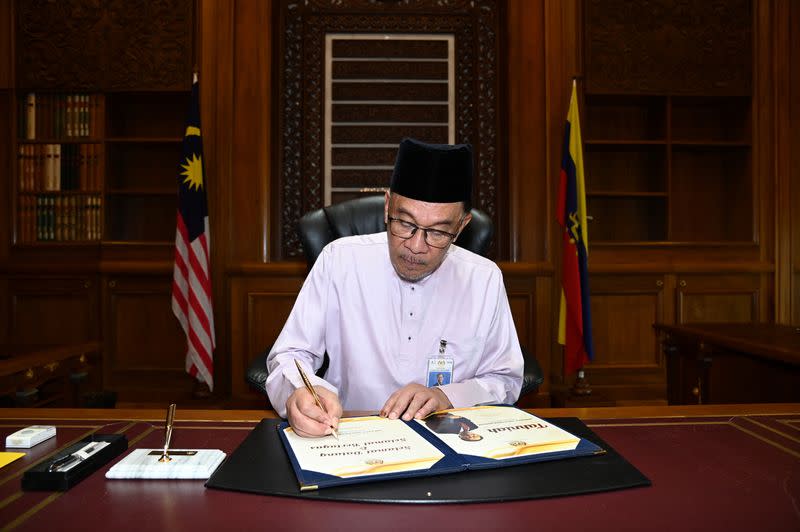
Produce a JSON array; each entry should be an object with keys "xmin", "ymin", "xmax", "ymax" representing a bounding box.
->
[{"xmin": 278, "ymin": 405, "xmax": 604, "ymax": 490}]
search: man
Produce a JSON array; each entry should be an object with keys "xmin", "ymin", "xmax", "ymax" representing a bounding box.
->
[{"xmin": 266, "ymin": 138, "xmax": 524, "ymax": 437}]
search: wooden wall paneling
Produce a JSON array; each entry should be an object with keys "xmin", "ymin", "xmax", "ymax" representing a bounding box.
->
[
  {"xmin": 501, "ymin": 265, "xmax": 538, "ymax": 399},
  {"xmin": 231, "ymin": 0, "xmax": 271, "ymax": 264},
  {"xmin": 586, "ymin": 274, "xmax": 666, "ymax": 399},
  {"xmin": 199, "ymin": 0, "xmax": 235, "ymax": 396},
  {"xmin": 530, "ymin": 273, "xmax": 553, "ymax": 406},
  {"xmin": 497, "ymin": 264, "xmax": 552, "ymax": 407},
  {"xmin": 584, "ymin": 0, "xmax": 751, "ymax": 95},
  {"xmin": 792, "ymin": 0, "xmax": 800, "ymax": 325},
  {"xmin": 506, "ymin": 0, "xmax": 547, "ymax": 262},
  {"xmin": 0, "ymin": 0, "xmax": 11, "ymax": 89},
  {"xmin": 8, "ymin": 277, "xmax": 98, "ymax": 346},
  {"xmin": 0, "ymin": 277, "xmax": 7, "ymax": 344},
  {"xmin": 544, "ymin": 0, "xmax": 579, "ymax": 389},
  {"xmin": 16, "ymin": 0, "xmax": 193, "ymax": 90},
  {"xmin": 103, "ymin": 275, "xmax": 189, "ymax": 402},
  {"xmin": 0, "ymin": 89, "xmax": 9, "ymax": 264},
  {"xmin": 228, "ymin": 268, "xmax": 306, "ymax": 402},
  {"xmin": 0, "ymin": 1, "xmax": 8, "ymax": 265},
  {"xmin": 676, "ymin": 274, "xmax": 761, "ymax": 324},
  {"xmin": 772, "ymin": 0, "xmax": 796, "ymax": 324},
  {"xmin": 753, "ymin": 0, "xmax": 774, "ymax": 271}
]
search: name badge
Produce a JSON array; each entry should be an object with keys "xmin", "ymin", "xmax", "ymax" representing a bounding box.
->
[{"xmin": 427, "ymin": 357, "xmax": 454, "ymax": 387}]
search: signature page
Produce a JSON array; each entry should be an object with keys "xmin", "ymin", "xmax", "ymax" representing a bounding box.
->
[{"xmin": 283, "ymin": 416, "xmax": 445, "ymax": 479}]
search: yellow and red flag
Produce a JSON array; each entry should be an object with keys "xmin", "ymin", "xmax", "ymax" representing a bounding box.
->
[{"xmin": 557, "ymin": 81, "xmax": 594, "ymax": 375}]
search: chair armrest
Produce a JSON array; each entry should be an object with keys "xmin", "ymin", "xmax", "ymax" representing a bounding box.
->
[
  {"xmin": 246, "ymin": 350, "xmax": 270, "ymax": 393},
  {"xmin": 520, "ymin": 345, "xmax": 544, "ymax": 397},
  {"xmin": 245, "ymin": 350, "xmax": 330, "ymax": 396}
]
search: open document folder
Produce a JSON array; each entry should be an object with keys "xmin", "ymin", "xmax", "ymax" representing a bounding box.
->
[
  {"xmin": 279, "ymin": 405, "xmax": 604, "ymax": 490},
  {"xmin": 106, "ymin": 449, "xmax": 226, "ymax": 479}
]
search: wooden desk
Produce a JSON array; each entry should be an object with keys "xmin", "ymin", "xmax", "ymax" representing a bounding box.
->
[
  {"xmin": 0, "ymin": 405, "xmax": 798, "ymax": 531},
  {"xmin": 0, "ymin": 342, "xmax": 101, "ymax": 407},
  {"xmin": 655, "ymin": 323, "xmax": 800, "ymax": 405}
]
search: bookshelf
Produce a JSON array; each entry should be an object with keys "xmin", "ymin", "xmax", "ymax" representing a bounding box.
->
[
  {"xmin": 104, "ymin": 92, "xmax": 188, "ymax": 243},
  {"xmin": 12, "ymin": 91, "xmax": 188, "ymax": 246},
  {"xmin": 3, "ymin": 0, "xmax": 198, "ymax": 405},
  {"xmin": 14, "ymin": 92, "xmax": 104, "ymax": 244},
  {"xmin": 583, "ymin": 94, "xmax": 752, "ymax": 244}
]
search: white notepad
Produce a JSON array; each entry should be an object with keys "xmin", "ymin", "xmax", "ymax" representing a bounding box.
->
[{"xmin": 105, "ymin": 449, "xmax": 226, "ymax": 479}]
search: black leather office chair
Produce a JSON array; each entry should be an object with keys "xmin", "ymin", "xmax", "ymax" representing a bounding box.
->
[{"xmin": 246, "ymin": 195, "xmax": 543, "ymax": 400}]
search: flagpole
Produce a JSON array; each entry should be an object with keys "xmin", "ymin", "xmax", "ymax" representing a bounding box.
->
[
  {"xmin": 570, "ymin": 368, "xmax": 592, "ymax": 397},
  {"xmin": 558, "ymin": 74, "xmax": 593, "ymax": 398},
  {"xmin": 571, "ymin": 75, "xmax": 592, "ymax": 398}
]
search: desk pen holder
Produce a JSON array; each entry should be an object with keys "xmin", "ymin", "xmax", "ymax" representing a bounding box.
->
[{"xmin": 22, "ymin": 433, "xmax": 128, "ymax": 491}]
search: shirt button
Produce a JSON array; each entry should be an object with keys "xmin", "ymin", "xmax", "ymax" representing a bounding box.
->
[
  {"xmin": 408, "ymin": 336, "xmax": 411, "ymax": 341},
  {"xmin": 410, "ymin": 312, "xmax": 413, "ymax": 316}
]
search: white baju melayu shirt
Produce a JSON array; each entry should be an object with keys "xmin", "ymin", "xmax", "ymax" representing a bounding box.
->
[{"xmin": 265, "ymin": 232, "xmax": 523, "ymax": 417}]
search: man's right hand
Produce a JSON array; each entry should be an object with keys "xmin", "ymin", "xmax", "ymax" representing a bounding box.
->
[{"xmin": 285, "ymin": 386, "xmax": 342, "ymax": 438}]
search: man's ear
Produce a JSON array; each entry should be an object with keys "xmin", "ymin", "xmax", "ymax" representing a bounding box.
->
[
  {"xmin": 384, "ymin": 191, "xmax": 391, "ymax": 224},
  {"xmin": 456, "ymin": 212, "xmax": 472, "ymax": 238}
]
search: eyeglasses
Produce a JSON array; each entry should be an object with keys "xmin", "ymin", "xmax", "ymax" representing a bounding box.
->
[{"xmin": 387, "ymin": 216, "xmax": 459, "ymax": 249}]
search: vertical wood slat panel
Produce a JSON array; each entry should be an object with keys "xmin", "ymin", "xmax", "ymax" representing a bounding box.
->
[{"xmin": 327, "ymin": 34, "xmax": 454, "ymax": 203}]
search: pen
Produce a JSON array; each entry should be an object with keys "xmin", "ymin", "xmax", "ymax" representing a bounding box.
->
[
  {"xmin": 294, "ymin": 359, "xmax": 339, "ymax": 439},
  {"xmin": 47, "ymin": 442, "xmax": 101, "ymax": 472},
  {"xmin": 48, "ymin": 454, "xmax": 80, "ymax": 472},
  {"xmin": 158, "ymin": 403, "xmax": 177, "ymax": 462}
]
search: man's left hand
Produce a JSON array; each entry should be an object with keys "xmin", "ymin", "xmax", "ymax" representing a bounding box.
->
[{"xmin": 381, "ymin": 384, "xmax": 453, "ymax": 421}]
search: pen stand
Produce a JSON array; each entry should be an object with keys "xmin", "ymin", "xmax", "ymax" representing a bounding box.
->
[{"xmin": 22, "ymin": 433, "xmax": 128, "ymax": 491}]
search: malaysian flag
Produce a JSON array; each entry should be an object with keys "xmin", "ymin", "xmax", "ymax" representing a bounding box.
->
[{"xmin": 172, "ymin": 73, "xmax": 215, "ymax": 391}]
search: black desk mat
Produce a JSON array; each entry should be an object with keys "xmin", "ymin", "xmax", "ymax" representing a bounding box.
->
[{"xmin": 206, "ymin": 417, "xmax": 651, "ymax": 504}]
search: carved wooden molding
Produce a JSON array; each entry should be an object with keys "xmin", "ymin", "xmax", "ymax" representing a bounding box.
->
[
  {"xmin": 584, "ymin": 0, "xmax": 752, "ymax": 95},
  {"xmin": 276, "ymin": 0, "xmax": 502, "ymax": 258},
  {"xmin": 16, "ymin": 0, "xmax": 193, "ymax": 90}
]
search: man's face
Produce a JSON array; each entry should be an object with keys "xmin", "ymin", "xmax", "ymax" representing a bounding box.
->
[
  {"xmin": 436, "ymin": 374, "xmax": 444, "ymax": 385},
  {"xmin": 384, "ymin": 192, "xmax": 471, "ymax": 282}
]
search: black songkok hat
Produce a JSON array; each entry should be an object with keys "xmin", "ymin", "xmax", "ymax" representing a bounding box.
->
[{"xmin": 389, "ymin": 138, "xmax": 473, "ymax": 204}]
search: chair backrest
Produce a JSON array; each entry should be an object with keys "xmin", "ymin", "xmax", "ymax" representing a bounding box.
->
[{"xmin": 298, "ymin": 195, "xmax": 494, "ymax": 270}]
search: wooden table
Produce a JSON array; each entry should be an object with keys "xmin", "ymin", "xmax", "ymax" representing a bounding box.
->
[
  {"xmin": 655, "ymin": 323, "xmax": 800, "ymax": 405},
  {"xmin": 0, "ymin": 404, "xmax": 798, "ymax": 531}
]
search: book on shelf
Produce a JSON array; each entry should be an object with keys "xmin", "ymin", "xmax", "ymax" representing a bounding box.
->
[
  {"xmin": 278, "ymin": 405, "xmax": 604, "ymax": 491},
  {"xmin": 18, "ymin": 194, "xmax": 102, "ymax": 243},
  {"xmin": 17, "ymin": 143, "xmax": 102, "ymax": 192},
  {"xmin": 19, "ymin": 93, "xmax": 98, "ymax": 140}
]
